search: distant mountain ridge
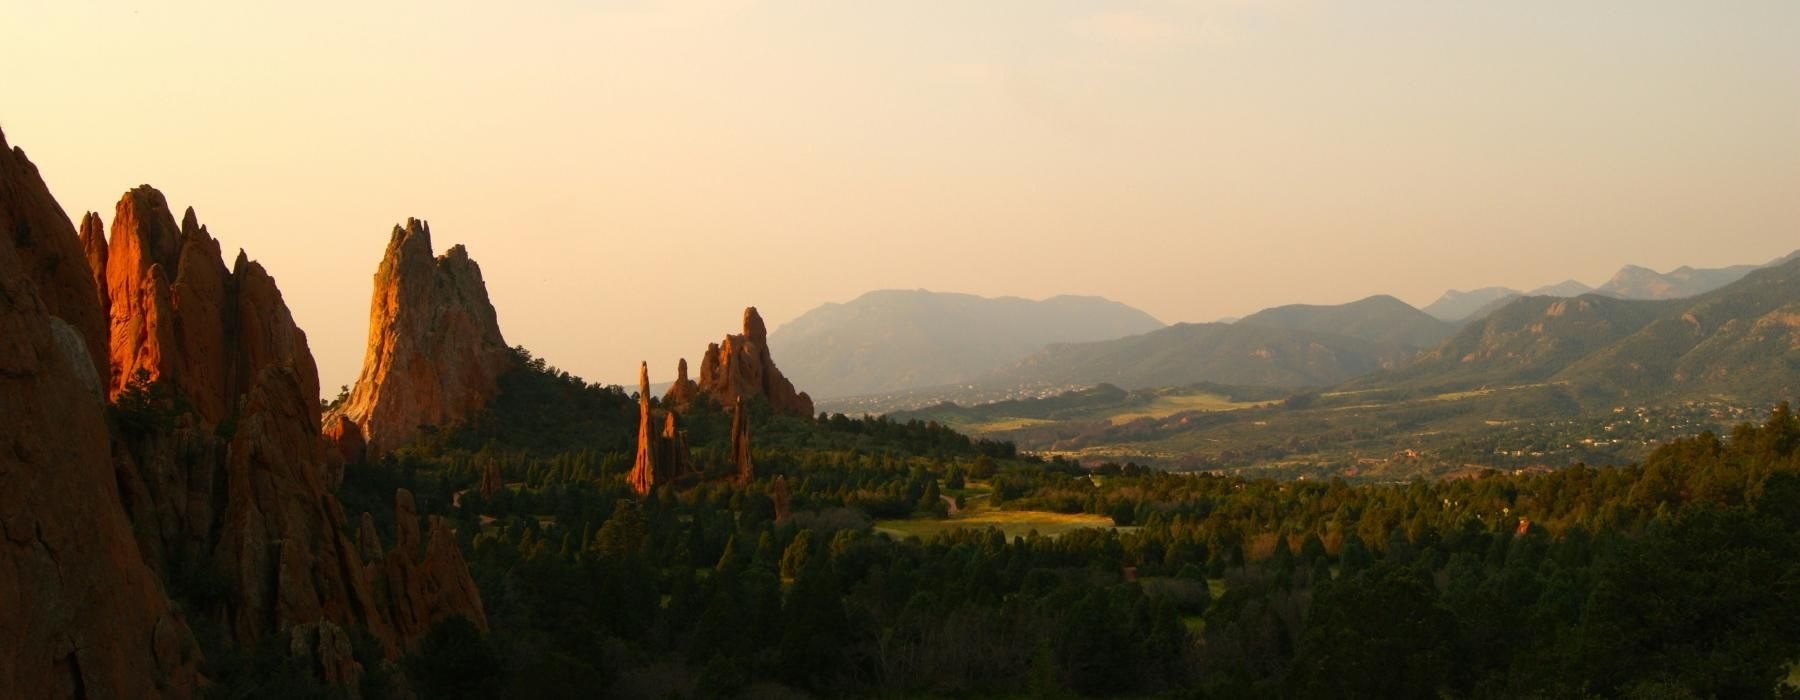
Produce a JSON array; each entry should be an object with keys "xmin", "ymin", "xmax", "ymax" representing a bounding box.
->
[
  {"xmin": 1359, "ymin": 256, "xmax": 1800, "ymax": 406},
  {"xmin": 1237, "ymin": 294, "xmax": 1456, "ymax": 348},
  {"xmin": 980, "ymin": 321, "xmax": 1418, "ymax": 391},
  {"xmin": 1422, "ymin": 250, "xmax": 1796, "ymax": 322},
  {"xmin": 768, "ymin": 289, "xmax": 1164, "ymax": 399}
]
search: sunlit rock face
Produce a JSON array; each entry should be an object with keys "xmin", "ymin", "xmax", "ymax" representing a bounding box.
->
[
  {"xmin": 631, "ymin": 362, "xmax": 696, "ymax": 495},
  {"xmin": 334, "ymin": 218, "xmax": 511, "ymax": 456},
  {"xmin": 689, "ymin": 306, "xmax": 814, "ymax": 417}
]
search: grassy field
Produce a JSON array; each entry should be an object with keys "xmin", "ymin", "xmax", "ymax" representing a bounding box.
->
[
  {"xmin": 876, "ymin": 503, "xmax": 1119, "ymax": 540},
  {"xmin": 961, "ymin": 417, "xmax": 1057, "ymax": 433},
  {"xmin": 1106, "ymin": 392, "xmax": 1266, "ymax": 425}
]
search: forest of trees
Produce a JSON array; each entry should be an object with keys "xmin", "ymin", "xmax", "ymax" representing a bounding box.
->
[{"xmin": 302, "ymin": 357, "xmax": 1800, "ymax": 699}]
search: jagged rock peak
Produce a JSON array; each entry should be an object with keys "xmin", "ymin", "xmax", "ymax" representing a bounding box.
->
[
  {"xmin": 0, "ymin": 127, "xmax": 110, "ymax": 378},
  {"xmin": 744, "ymin": 306, "xmax": 768, "ymax": 343},
  {"xmin": 335, "ymin": 218, "xmax": 510, "ymax": 455},
  {"xmin": 0, "ymin": 126, "xmax": 202, "ymax": 699},
  {"xmin": 691, "ymin": 306, "xmax": 814, "ymax": 417},
  {"xmin": 99, "ymin": 188, "xmax": 315, "ymax": 426}
]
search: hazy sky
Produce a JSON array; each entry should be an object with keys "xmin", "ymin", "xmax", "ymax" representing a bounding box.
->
[{"xmin": 6, "ymin": 1, "xmax": 1797, "ymax": 392}]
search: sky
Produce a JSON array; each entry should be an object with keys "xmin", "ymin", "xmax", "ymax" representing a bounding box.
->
[{"xmin": 5, "ymin": 1, "xmax": 1798, "ymax": 393}]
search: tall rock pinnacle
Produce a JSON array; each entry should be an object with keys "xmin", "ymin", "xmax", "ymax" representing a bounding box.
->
[
  {"xmin": 630, "ymin": 362, "xmax": 695, "ymax": 495},
  {"xmin": 335, "ymin": 219, "xmax": 511, "ymax": 456}
]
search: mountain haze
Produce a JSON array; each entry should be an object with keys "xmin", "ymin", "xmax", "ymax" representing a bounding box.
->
[
  {"xmin": 985, "ymin": 322, "xmax": 1416, "ymax": 391},
  {"xmin": 1237, "ymin": 294, "xmax": 1455, "ymax": 348},
  {"xmin": 1423, "ymin": 287, "xmax": 1520, "ymax": 321},
  {"xmin": 768, "ymin": 289, "xmax": 1163, "ymax": 398},
  {"xmin": 1591, "ymin": 257, "xmax": 1785, "ymax": 300}
]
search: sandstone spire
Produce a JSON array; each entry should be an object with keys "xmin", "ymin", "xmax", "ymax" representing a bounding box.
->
[
  {"xmin": 334, "ymin": 219, "xmax": 511, "ymax": 456},
  {"xmin": 663, "ymin": 356, "xmax": 700, "ymax": 407},
  {"xmin": 629, "ymin": 362, "xmax": 695, "ymax": 496},
  {"xmin": 630, "ymin": 362, "xmax": 659, "ymax": 495},
  {"xmin": 690, "ymin": 306, "xmax": 814, "ymax": 417}
]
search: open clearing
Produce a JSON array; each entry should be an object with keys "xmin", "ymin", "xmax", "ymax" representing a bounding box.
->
[
  {"xmin": 877, "ymin": 505, "xmax": 1119, "ymax": 540},
  {"xmin": 1107, "ymin": 392, "xmax": 1266, "ymax": 425},
  {"xmin": 961, "ymin": 417, "xmax": 1057, "ymax": 433}
]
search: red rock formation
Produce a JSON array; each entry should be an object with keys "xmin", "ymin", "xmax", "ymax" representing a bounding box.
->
[
  {"xmin": 663, "ymin": 357, "xmax": 700, "ymax": 407},
  {"xmin": 97, "ymin": 190, "xmax": 254, "ymax": 425},
  {"xmin": 84, "ymin": 186, "xmax": 487, "ymax": 673},
  {"xmin": 334, "ymin": 219, "xmax": 512, "ymax": 455},
  {"xmin": 79, "ymin": 212, "xmax": 110, "ymax": 329},
  {"xmin": 695, "ymin": 307, "xmax": 814, "ymax": 417},
  {"xmin": 289, "ymin": 622, "xmax": 364, "ymax": 697},
  {"xmin": 731, "ymin": 396, "xmax": 754, "ymax": 485},
  {"xmin": 0, "ymin": 134, "xmax": 111, "ymax": 380},
  {"xmin": 376, "ymin": 490, "xmax": 490, "ymax": 649},
  {"xmin": 0, "ymin": 128, "xmax": 200, "ymax": 699},
  {"xmin": 2, "ymin": 127, "xmax": 489, "ymax": 693},
  {"xmin": 324, "ymin": 414, "xmax": 368, "ymax": 467},
  {"xmin": 629, "ymin": 362, "xmax": 695, "ymax": 496}
]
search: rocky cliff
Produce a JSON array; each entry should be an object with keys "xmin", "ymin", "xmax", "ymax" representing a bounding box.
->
[
  {"xmin": 0, "ymin": 128, "xmax": 201, "ymax": 699},
  {"xmin": 0, "ymin": 127, "xmax": 489, "ymax": 694},
  {"xmin": 690, "ymin": 307, "xmax": 813, "ymax": 417},
  {"xmin": 334, "ymin": 219, "xmax": 511, "ymax": 456}
]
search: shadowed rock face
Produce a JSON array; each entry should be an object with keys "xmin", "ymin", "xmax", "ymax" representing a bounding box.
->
[
  {"xmin": 0, "ymin": 128, "xmax": 201, "ymax": 700},
  {"xmin": 690, "ymin": 307, "xmax": 814, "ymax": 417},
  {"xmin": 335, "ymin": 219, "xmax": 511, "ymax": 456}
]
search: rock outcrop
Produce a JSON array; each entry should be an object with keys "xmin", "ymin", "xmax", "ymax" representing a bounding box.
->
[
  {"xmin": 730, "ymin": 396, "xmax": 754, "ymax": 485},
  {"xmin": 663, "ymin": 357, "xmax": 700, "ymax": 407},
  {"xmin": 629, "ymin": 363, "xmax": 695, "ymax": 495},
  {"xmin": 2, "ymin": 125, "xmax": 491, "ymax": 694},
  {"xmin": 689, "ymin": 307, "xmax": 813, "ymax": 417},
  {"xmin": 334, "ymin": 219, "xmax": 512, "ymax": 456},
  {"xmin": 323, "ymin": 413, "xmax": 367, "ymax": 468},
  {"xmin": 374, "ymin": 490, "xmax": 490, "ymax": 649},
  {"xmin": 91, "ymin": 196, "xmax": 491, "ymax": 657},
  {"xmin": 1, "ymin": 128, "xmax": 201, "ymax": 699}
]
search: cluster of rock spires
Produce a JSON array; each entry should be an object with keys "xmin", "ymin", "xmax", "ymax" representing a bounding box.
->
[
  {"xmin": 629, "ymin": 362, "xmax": 698, "ymax": 495},
  {"xmin": 0, "ymin": 128, "xmax": 485, "ymax": 697},
  {"xmin": 326, "ymin": 219, "xmax": 512, "ymax": 458},
  {"xmin": 632, "ymin": 307, "xmax": 812, "ymax": 496},
  {"xmin": 666, "ymin": 307, "xmax": 814, "ymax": 418}
]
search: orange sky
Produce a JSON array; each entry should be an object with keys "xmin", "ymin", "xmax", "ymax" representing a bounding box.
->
[{"xmin": 5, "ymin": 1, "xmax": 1797, "ymax": 392}]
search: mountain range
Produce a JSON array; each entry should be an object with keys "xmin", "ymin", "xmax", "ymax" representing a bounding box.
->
[
  {"xmin": 1422, "ymin": 252, "xmax": 1798, "ymax": 322},
  {"xmin": 1361, "ymin": 256, "xmax": 1800, "ymax": 406},
  {"xmin": 767, "ymin": 289, "xmax": 1163, "ymax": 399}
]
